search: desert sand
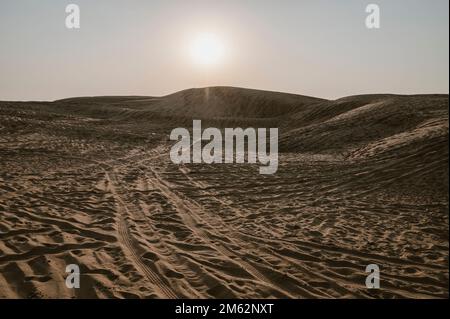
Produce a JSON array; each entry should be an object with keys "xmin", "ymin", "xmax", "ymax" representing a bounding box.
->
[{"xmin": 0, "ymin": 87, "xmax": 448, "ymax": 298}]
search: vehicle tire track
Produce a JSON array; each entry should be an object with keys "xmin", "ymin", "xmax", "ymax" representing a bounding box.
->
[
  {"xmin": 105, "ymin": 170, "xmax": 178, "ymax": 299},
  {"xmin": 142, "ymin": 167, "xmax": 304, "ymax": 298}
]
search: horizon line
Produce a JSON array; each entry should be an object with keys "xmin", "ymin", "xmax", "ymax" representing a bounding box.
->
[{"xmin": 1, "ymin": 86, "xmax": 449, "ymax": 103}]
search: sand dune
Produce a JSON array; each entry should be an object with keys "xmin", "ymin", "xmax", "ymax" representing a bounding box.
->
[{"xmin": 0, "ymin": 87, "xmax": 448, "ymax": 298}]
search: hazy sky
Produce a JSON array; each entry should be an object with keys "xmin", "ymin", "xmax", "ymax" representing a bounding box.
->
[{"xmin": 0, "ymin": 0, "xmax": 448, "ymax": 101}]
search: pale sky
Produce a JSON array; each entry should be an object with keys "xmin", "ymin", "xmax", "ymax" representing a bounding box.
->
[{"xmin": 0, "ymin": 0, "xmax": 448, "ymax": 101}]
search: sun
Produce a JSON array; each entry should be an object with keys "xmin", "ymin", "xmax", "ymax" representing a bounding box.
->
[{"xmin": 190, "ymin": 33, "xmax": 225, "ymax": 66}]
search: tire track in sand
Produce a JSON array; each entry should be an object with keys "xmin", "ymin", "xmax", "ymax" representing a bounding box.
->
[
  {"xmin": 142, "ymin": 167, "xmax": 305, "ymax": 298},
  {"xmin": 105, "ymin": 170, "xmax": 178, "ymax": 299}
]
